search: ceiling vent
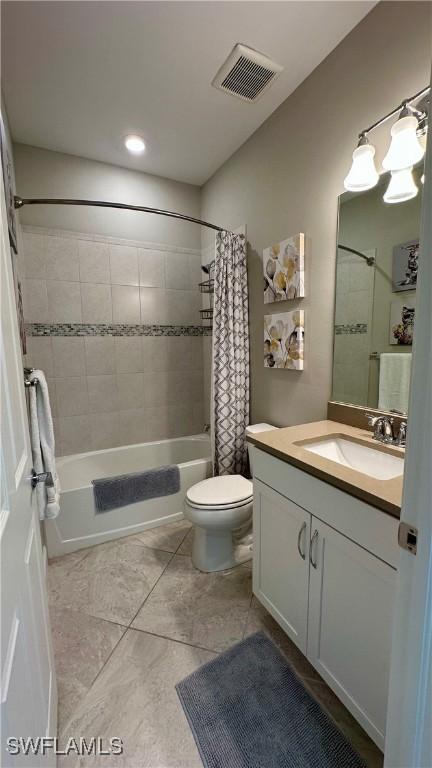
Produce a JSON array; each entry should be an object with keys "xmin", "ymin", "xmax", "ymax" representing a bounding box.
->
[{"xmin": 212, "ymin": 44, "xmax": 283, "ymax": 103}]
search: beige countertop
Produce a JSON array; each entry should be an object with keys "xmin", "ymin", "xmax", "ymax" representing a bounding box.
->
[{"xmin": 248, "ymin": 420, "xmax": 404, "ymax": 518}]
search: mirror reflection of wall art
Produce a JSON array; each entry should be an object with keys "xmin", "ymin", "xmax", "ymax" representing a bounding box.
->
[
  {"xmin": 392, "ymin": 239, "xmax": 419, "ymax": 292},
  {"xmin": 263, "ymin": 233, "xmax": 305, "ymax": 303},
  {"xmin": 390, "ymin": 300, "xmax": 415, "ymax": 345},
  {"xmin": 264, "ymin": 310, "xmax": 304, "ymax": 369}
]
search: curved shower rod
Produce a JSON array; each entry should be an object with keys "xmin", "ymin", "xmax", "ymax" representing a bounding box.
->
[
  {"xmin": 337, "ymin": 243, "xmax": 375, "ymax": 267},
  {"xmin": 13, "ymin": 195, "xmax": 231, "ymax": 234}
]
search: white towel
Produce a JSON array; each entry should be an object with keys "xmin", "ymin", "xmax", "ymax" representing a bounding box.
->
[
  {"xmin": 28, "ymin": 369, "xmax": 60, "ymax": 519},
  {"xmin": 378, "ymin": 353, "xmax": 412, "ymax": 414}
]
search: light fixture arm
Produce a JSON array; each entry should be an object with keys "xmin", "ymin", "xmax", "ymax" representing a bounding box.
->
[{"xmin": 357, "ymin": 85, "xmax": 430, "ymax": 140}]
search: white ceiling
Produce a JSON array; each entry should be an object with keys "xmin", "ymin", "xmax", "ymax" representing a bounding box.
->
[{"xmin": 2, "ymin": 1, "xmax": 376, "ymax": 186}]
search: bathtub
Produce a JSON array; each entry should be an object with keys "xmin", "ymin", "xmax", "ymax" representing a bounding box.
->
[{"xmin": 45, "ymin": 434, "xmax": 212, "ymax": 557}]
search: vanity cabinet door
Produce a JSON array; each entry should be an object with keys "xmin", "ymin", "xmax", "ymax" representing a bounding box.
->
[
  {"xmin": 253, "ymin": 479, "xmax": 310, "ymax": 654},
  {"xmin": 307, "ymin": 518, "xmax": 396, "ymax": 750}
]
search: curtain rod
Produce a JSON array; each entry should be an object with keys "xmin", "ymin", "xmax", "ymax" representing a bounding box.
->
[
  {"xmin": 338, "ymin": 243, "xmax": 375, "ymax": 266},
  {"xmin": 13, "ymin": 196, "xmax": 231, "ymax": 234}
]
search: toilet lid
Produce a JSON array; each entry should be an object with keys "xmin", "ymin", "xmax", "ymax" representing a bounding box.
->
[{"xmin": 186, "ymin": 475, "xmax": 253, "ymax": 507}]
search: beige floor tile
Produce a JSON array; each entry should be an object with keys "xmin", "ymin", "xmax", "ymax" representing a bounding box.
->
[
  {"xmin": 244, "ymin": 596, "xmax": 320, "ymax": 682},
  {"xmin": 134, "ymin": 519, "xmax": 192, "ymax": 553},
  {"xmin": 132, "ymin": 554, "xmax": 252, "ymax": 652},
  {"xmin": 303, "ymin": 677, "xmax": 383, "ymax": 765},
  {"xmin": 59, "ymin": 629, "xmax": 214, "ymax": 768},
  {"xmin": 50, "ymin": 607, "xmax": 125, "ymax": 732},
  {"xmin": 177, "ymin": 526, "xmax": 193, "ymax": 556},
  {"xmin": 48, "ymin": 537, "xmax": 172, "ymax": 625}
]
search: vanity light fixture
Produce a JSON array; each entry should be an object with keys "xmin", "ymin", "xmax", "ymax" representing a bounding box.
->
[
  {"xmin": 383, "ymin": 167, "xmax": 418, "ymax": 205},
  {"xmin": 344, "ymin": 85, "xmax": 429, "ymax": 201},
  {"xmin": 344, "ymin": 134, "xmax": 379, "ymax": 192},
  {"xmin": 125, "ymin": 134, "xmax": 146, "ymax": 154},
  {"xmin": 382, "ymin": 108, "xmax": 425, "ymax": 171}
]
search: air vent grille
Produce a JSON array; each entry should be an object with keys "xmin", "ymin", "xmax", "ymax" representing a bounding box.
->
[{"xmin": 212, "ymin": 44, "xmax": 283, "ymax": 102}]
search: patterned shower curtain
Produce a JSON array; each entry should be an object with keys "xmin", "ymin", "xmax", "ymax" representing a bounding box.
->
[{"xmin": 212, "ymin": 230, "xmax": 250, "ymax": 476}]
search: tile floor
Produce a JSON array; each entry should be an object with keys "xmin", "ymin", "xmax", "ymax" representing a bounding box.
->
[{"xmin": 48, "ymin": 519, "xmax": 384, "ymax": 767}]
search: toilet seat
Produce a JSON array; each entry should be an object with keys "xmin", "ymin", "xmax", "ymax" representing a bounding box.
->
[{"xmin": 186, "ymin": 475, "xmax": 253, "ymax": 510}]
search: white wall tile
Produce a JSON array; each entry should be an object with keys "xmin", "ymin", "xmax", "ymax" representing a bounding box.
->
[
  {"xmin": 143, "ymin": 372, "xmax": 170, "ymax": 407},
  {"xmin": 23, "ymin": 279, "xmax": 49, "ymax": 322},
  {"xmin": 52, "ymin": 337, "xmax": 86, "ymax": 377},
  {"xmin": 188, "ymin": 253, "xmax": 203, "ymax": 287},
  {"xmin": 87, "ymin": 374, "xmax": 119, "ymax": 413},
  {"xmin": 58, "ymin": 415, "xmax": 92, "ymax": 456},
  {"xmin": 143, "ymin": 406, "xmax": 170, "ymax": 441},
  {"xmin": 25, "ymin": 336, "xmax": 54, "ymax": 377},
  {"xmin": 79, "ymin": 241, "xmax": 110, "ymax": 283},
  {"xmin": 139, "ymin": 288, "xmax": 170, "ymax": 324},
  {"xmin": 85, "ymin": 337, "xmax": 116, "ymax": 375},
  {"xmin": 81, "ymin": 283, "xmax": 112, "ymax": 323},
  {"xmin": 109, "ymin": 244, "xmax": 139, "ymax": 286},
  {"xmin": 138, "ymin": 249, "xmax": 165, "ymax": 287},
  {"xmin": 55, "ymin": 377, "xmax": 89, "ymax": 417},
  {"xmin": 90, "ymin": 412, "xmax": 121, "ymax": 450},
  {"xmin": 46, "ymin": 280, "xmax": 82, "ymax": 322},
  {"xmin": 45, "ymin": 236, "xmax": 79, "ymax": 281},
  {"xmin": 115, "ymin": 337, "xmax": 143, "ymax": 373},
  {"xmin": 166, "ymin": 289, "xmax": 201, "ymax": 325},
  {"xmin": 112, "ymin": 285, "xmax": 140, "ymax": 323},
  {"xmin": 141, "ymin": 337, "xmax": 169, "ymax": 372},
  {"xmin": 46, "ymin": 379, "xmax": 58, "ymax": 418},
  {"xmin": 22, "ymin": 232, "xmax": 46, "ymax": 279},
  {"xmin": 117, "ymin": 373, "xmax": 144, "ymax": 409},
  {"xmin": 165, "ymin": 252, "xmax": 191, "ymax": 290},
  {"xmin": 118, "ymin": 409, "xmax": 147, "ymax": 446},
  {"xmin": 164, "ymin": 337, "xmax": 192, "ymax": 370}
]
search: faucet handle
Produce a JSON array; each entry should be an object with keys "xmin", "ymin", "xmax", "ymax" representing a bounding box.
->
[
  {"xmin": 365, "ymin": 413, "xmax": 385, "ymax": 440},
  {"xmin": 366, "ymin": 413, "xmax": 383, "ymax": 428},
  {"xmin": 395, "ymin": 421, "xmax": 407, "ymax": 447}
]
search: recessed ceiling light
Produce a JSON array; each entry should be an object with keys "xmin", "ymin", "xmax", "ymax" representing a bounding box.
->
[{"xmin": 125, "ymin": 135, "xmax": 145, "ymax": 154}]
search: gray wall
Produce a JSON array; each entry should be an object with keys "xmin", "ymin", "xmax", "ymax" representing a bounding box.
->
[
  {"xmin": 200, "ymin": 1, "xmax": 431, "ymax": 428},
  {"xmin": 14, "ymin": 144, "xmax": 201, "ymax": 251}
]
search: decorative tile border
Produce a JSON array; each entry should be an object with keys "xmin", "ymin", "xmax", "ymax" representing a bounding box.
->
[
  {"xmin": 335, "ymin": 323, "xmax": 367, "ymax": 335},
  {"xmin": 26, "ymin": 322, "xmax": 212, "ymax": 337},
  {"xmin": 22, "ymin": 225, "xmax": 201, "ymax": 257}
]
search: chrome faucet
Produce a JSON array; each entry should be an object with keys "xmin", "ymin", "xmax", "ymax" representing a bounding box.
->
[{"xmin": 366, "ymin": 414, "xmax": 407, "ymax": 447}]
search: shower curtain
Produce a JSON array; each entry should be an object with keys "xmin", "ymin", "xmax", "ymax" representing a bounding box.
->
[{"xmin": 212, "ymin": 230, "xmax": 250, "ymax": 476}]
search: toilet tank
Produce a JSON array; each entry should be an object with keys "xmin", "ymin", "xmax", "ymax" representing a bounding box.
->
[{"xmin": 245, "ymin": 423, "xmax": 278, "ymax": 474}]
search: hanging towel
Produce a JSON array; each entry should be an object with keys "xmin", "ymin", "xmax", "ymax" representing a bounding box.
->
[
  {"xmin": 92, "ymin": 465, "xmax": 180, "ymax": 513},
  {"xmin": 378, "ymin": 353, "xmax": 412, "ymax": 414},
  {"xmin": 28, "ymin": 369, "xmax": 60, "ymax": 520}
]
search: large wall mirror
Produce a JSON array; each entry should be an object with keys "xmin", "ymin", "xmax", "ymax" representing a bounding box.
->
[{"xmin": 332, "ymin": 167, "xmax": 423, "ymax": 415}]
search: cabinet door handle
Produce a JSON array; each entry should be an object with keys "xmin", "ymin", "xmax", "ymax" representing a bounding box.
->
[
  {"xmin": 310, "ymin": 529, "xmax": 319, "ymax": 568},
  {"xmin": 297, "ymin": 521, "xmax": 307, "ymax": 560}
]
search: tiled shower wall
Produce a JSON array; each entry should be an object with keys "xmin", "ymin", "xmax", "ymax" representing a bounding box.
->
[{"xmin": 23, "ymin": 226, "xmax": 206, "ymax": 455}]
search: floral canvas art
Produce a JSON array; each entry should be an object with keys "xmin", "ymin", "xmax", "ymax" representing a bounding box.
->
[
  {"xmin": 390, "ymin": 300, "xmax": 415, "ymax": 345},
  {"xmin": 264, "ymin": 310, "xmax": 304, "ymax": 370},
  {"xmin": 263, "ymin": 233, "xmax": 305, "ymax": 303}
]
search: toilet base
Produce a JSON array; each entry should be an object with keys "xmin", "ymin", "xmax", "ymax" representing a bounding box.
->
[{"xmin": 191, "ymin": 526, "xmax": 252, "ymax": 573}]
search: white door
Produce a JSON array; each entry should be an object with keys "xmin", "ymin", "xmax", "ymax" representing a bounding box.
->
[
  {"xmin": 253, "ymin": 479, "xmax": 310, "ymax": 653},
  {"xmin": 0, "ymin": 182, "xmax": 57, "ymax": 762},
  {"xmin": 307, "ymin": 517, "xmax": 395, "ymax": 750}
]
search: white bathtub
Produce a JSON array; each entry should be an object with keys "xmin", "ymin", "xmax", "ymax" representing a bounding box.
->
[{"xmin": 45, "ymin": 435, "xmax": 212, "ymax": 557}]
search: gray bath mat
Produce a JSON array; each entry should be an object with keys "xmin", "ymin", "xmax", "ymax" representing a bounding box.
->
[
  {"xmin": 176, "ymin": 631, "xmax": 366, "ymax": 768},
  {"xmin": 92, "ymin": 464, "xmax": 180, "ymax": 512}
]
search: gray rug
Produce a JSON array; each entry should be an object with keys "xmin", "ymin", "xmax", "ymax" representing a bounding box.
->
[{"xmin": 176, "ymin": 631, "xmax": 366, "ymax": 768}]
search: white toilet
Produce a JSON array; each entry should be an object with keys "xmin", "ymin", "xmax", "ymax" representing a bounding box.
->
[{"xmin": 184, "ymin": 423, "xmax": 277, "ymax": 572}]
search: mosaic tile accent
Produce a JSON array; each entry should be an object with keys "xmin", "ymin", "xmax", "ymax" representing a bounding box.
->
[
  {"xmin": 334, "ymin": 323, "xmax": 367, "ymax": 335},
  {"xmin": 26, "ymin": 322, "xmax": 212, "ymax": 337}
]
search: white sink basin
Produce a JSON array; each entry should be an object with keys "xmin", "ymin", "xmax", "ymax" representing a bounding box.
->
[{"xmin": 301, "ymin": 436, "xmax": 404, "ymax": 480}]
